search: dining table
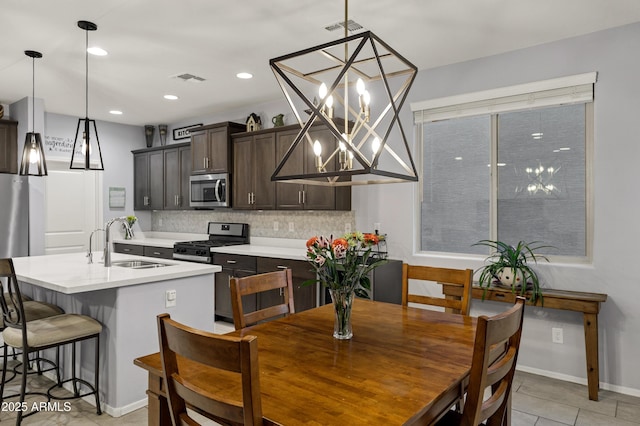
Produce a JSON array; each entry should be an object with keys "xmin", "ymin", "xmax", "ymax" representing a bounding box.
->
[{"xmin": 134, "ymin": 299, "xmax": 477, "ymax": 425}]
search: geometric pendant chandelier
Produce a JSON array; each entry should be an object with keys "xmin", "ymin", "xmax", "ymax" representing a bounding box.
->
[
  {"xmin": 70, "ymin": 20, "xmax": 104, "ymax": 170},
  {"xmin": 19, "ymin": 50, "xmax": 48, "ymax": 176},
  {"xmin": 270, "ymin": 1, "xmax": 418, "ymax": 186}
]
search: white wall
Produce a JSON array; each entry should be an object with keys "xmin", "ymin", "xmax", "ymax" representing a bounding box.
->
[
  {"xmin": 10, "ymin": 101, "xmax": 148, "ymax": 253},
  {"xmin": 354, "ymin": 22, "xmax": 640, "ymax": 395}
]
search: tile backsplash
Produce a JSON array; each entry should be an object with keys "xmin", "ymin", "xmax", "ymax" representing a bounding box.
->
[{"xmin": 152, "ymin": 210, "xmax": 356, "ymax": 239}]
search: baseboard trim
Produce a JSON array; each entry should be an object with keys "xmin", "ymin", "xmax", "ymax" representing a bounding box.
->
[
  {"xmin": 41, "ymin": 370, "xmax": 147, "ymax": 417},
  {"xmin": 516, "ymin": 365, "xmax": 640, "ymax": 398}
]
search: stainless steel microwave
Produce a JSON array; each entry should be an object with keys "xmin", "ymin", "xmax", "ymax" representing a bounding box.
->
[{"xmin": 189, "ymin": 173, "xmax": 229, "ymax": 208}]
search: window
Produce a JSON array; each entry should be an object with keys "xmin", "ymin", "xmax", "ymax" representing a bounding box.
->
[{"xmin": 412, "ymin": 73, "xmax": 595, "ymax": 258}]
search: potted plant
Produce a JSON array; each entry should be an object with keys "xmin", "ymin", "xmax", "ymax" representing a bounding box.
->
[{"xmin": 474, "ymin": 240, "xmax": 550, "ymax": 304}]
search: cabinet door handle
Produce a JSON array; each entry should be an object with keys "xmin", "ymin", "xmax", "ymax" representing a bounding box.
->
[
  {"xmin": 248, "ymin": 193, "xmax": 252, "ymax": 205},
  {"xmin": 279, "ymin": 288, "xmax": 284, "ymax": 296},
  {"xmin": 251, "ymin": 192, "xmax": 255, "ymax": 204},
  {"xmin": 143, "ymin": 196, "xmax": 149, "ymax": 206},
  {"xmin": 302, "ymin": 190, "xmax": 306, "ymax": 204},
  {"xmin": 277, "ymin": 265, "xmax": 288, "ymax": 270},
  {"xmin": 123, "ymin": 248, "xmax": 131, "ymax": 252},
  {"xmin": 153, "ymin": 252, "xmax": 161, "ymax": 256},
  {"xmin": 298, "ymin": 191, "xmax": 302, "ymax": 204},
  {"xmin": 226, "ymin": 260, "xmax": 237, "ymax": 264}
]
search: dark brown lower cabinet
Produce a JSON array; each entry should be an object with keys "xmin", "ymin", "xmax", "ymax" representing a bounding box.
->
[
  {"xmin": 257, "ymin": 257, "xmax": 317, "ymax": 313},
  {"xmin": 143, "ymin": 246, "xmax": 174, "ymax": 259},
  {"xmin": 112, "ymin": 243, "xmax": 144, "ymax": 256},
  {"xmin": 212, "ymin": 253, "xmax": 257, "ymax": 323},
  {"xmin": 320, "ymin": 259, "xmax": 403, "ymax": 305},
  {"xmin": 213, "ymin": 254, "xmax": 319, "ymax": 324}
]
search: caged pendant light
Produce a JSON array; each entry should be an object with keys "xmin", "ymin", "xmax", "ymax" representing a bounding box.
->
[
  {"xmin": 19, "ymin": 50, "xmax": 48, "ymax": 176},
  {"xmin": 270, "ymin": 0, "xmax": 418, "ymax": 186},
  {"xmin": 70, "ymin": 20, "xmax": 104, "ymax": 170}
]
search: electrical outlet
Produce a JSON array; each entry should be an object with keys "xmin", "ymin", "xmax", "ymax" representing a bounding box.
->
[
  {"xmin": 273, "ymin": 221, "xmax": 279, "ymax": 231},
  {"xmin": 288, "ymin": 222, "xmax": 295, "ymax": 232},
  {"xmin": 166, "ymin": 289, "xmax": 177, "ymax": 308},
  {"xmin": 344, "ymin": 223, "xmax": 352, "ymax": 234},
  {"xmin": 552, "ymin": 327, "xmax": 563, "ymax": 344}
]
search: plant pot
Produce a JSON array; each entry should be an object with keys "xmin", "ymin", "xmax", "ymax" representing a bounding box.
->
[{"xmin": 497, "ymin": 268, "xmax": 525, "ymax": 287}]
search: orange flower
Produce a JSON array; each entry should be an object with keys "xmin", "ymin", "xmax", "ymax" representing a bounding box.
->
[
  {"xmin": 363, "ymin": 233, "xmax": 379, "ymax": 245},
  {"xmin": 331, "ymin": 238, "xmax": 348, "ymax": 250},
  {"xmin": 306, "ymin": 236, "xmax": 319, "ymax": 249}
]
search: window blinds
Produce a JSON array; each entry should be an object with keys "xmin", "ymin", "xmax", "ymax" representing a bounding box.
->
[{"xmin": 412, "ymin": 72, "xmax": 597, "ymax": 123}]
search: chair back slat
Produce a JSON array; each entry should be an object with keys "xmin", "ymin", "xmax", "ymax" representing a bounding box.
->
[
  {"xmin": 402, "ymin": 264, "xmax": 473, "ymax": 315},
  {"xmin": 0, "ymin": 258, "xmax": 27, "ymax": 330},
  {"xmin": 461, "ymin": 297, "xmax": 525, "ymax": 426},
  {"xmin": 230, "ymin": 269, "xmax": 295, "ymax": 330},
  {"xmin": 157, "ymin": 313, "xmax": 264, "ymax": 426}
]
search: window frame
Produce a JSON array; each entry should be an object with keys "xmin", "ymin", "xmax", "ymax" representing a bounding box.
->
[{"xmin": 411, "ymin": 75, "xmax": 595, "ymax": 263}]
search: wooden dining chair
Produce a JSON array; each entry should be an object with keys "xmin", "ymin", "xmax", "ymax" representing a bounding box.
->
[
  {"xmin": 401, "ymin": 264, "xmax": 473, "ymax": 315},
  {"xmin": 230, "ymin": 269, "xmax": 295, "ymax": 330},
  {"xmin": 436, "ymin": 297, "xmax": 526, "ymax": 426},
  {"xmin": 157, "ymin": 313, "xmax": 264, "ymax": 426}
]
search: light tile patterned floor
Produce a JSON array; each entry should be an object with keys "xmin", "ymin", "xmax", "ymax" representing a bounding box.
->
[{"xmin": 3, "ymin": 324, "xmax": 638, "ymax": 425}]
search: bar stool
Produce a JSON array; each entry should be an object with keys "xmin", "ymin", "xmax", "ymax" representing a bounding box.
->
[
  {"xmin": 0, "ymin": 258, "xmax": 102, "ymax": 424},
  {"xmin": 1, "ymin": 293, "xmax": 65, "ymax": 384}
]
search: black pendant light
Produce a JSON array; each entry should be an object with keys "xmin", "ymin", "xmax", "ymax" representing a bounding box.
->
[
  {"xmin": 270, "ymin": 0, "xmax": 418, "ymax": 186},
  {"xmin": 19, "ymin": 50, "xmax": 48, "ymax": 176},
  {"xmin": 70, "ymin": 20, "xmax": 104, "ymax": 170}
]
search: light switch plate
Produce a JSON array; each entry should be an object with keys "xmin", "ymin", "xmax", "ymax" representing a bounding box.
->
[{"xmin": 166, "ymin": 289, "xmax": 176, "ymax": 308}]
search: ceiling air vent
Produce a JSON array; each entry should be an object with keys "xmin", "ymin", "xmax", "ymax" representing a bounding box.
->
[
  {"xmin": 172, "ymin": 73, "xmax": 206, "ymax": 83},
  {"xmin": 325, "ymin": 19, "xmax": 364, "ymax": 33}
]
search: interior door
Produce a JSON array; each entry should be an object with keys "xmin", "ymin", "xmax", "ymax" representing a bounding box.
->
[{"xmin": 44, "ymin": 160, "xmax": 101, "ymax": 254}]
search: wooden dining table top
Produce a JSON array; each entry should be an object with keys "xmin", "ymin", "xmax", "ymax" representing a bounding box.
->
[{"xmin": 135, "ymin": 300, "xmax": 477, "ymax": 425}]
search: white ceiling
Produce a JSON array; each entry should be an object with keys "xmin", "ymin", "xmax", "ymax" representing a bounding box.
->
[{"xmin": 2, "ymin": 0, "xmax": 640, "ymax": 127}]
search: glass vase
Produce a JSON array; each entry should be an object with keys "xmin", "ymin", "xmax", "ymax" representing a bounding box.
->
[
  {"xmin": 124, "ymin": 224, "xmax": 134, "ymax": 240},
  {"xmin": 329, "ymin": 288, "xmax": 354, "ymax": 340}
]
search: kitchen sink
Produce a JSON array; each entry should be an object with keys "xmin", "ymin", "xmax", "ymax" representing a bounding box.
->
[{"xmin": 111, "ymin": 260, "xmax": 171, "ymax": 269}]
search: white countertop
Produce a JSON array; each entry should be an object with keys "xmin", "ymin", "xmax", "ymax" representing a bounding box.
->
[
  {"xmin": 112, "ymin": 231, "xmax": 207, "ymax": 249},
  {"xmin": 209, "ymin": 244, "xmax": 307, "ymax": 261},
  {"xmin": 12, "ymin": 252, "xmax": 220, "ymax": 294},
  {"xmin": 113, "ymin": 234, "xmax": 309, "ymax": 261}
]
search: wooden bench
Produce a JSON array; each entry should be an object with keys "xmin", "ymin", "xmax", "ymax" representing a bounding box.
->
[{"xmin": 442, "ymin": 284, "xmax": 607, "ymax": 401}]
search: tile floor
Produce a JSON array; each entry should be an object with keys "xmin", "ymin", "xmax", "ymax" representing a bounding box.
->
[{"xmin": 1, "ymin": 322, "xmax": 638, "ymax": 425}]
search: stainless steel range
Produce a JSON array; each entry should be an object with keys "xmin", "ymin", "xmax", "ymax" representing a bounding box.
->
[{"xmin": 173, "ymin": 222, "xmax": 249, "ymax": 263}]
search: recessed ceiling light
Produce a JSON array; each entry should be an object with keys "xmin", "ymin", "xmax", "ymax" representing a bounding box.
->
[
  {"xmin": 164, "ymin": 94, "xmax": 179, "ymax": 100},
  {"xmin": 236, "ymin": 72, "xmax": 253, "ymax": 79},
  {"xmin": 559, "ymin": 147, "xmax": 571, "ymax": 151},
  {"xmin": 454, "ymin": 157, "xmax": 462, "ymax": 160},
  {"xmin": 109, "ymin": 110, "xmax": 123, "ymax": 115},
  {"xmin": 87, "ymin": 47, "xmax": 108, "ymax": 56}
]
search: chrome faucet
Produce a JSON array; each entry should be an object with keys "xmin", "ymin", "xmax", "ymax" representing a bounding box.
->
[
  {"xmin": 104, "ymin": 217, "xmax": 131, "ymax": 267},
  {"xmin": 87, "ymin": 228, "xmax": 104, "ymax": 264}
]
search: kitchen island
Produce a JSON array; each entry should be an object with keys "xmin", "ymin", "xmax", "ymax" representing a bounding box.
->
[{"xmin": 12, "ymin": 252, "xmax": 220, "ymax": 417}]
